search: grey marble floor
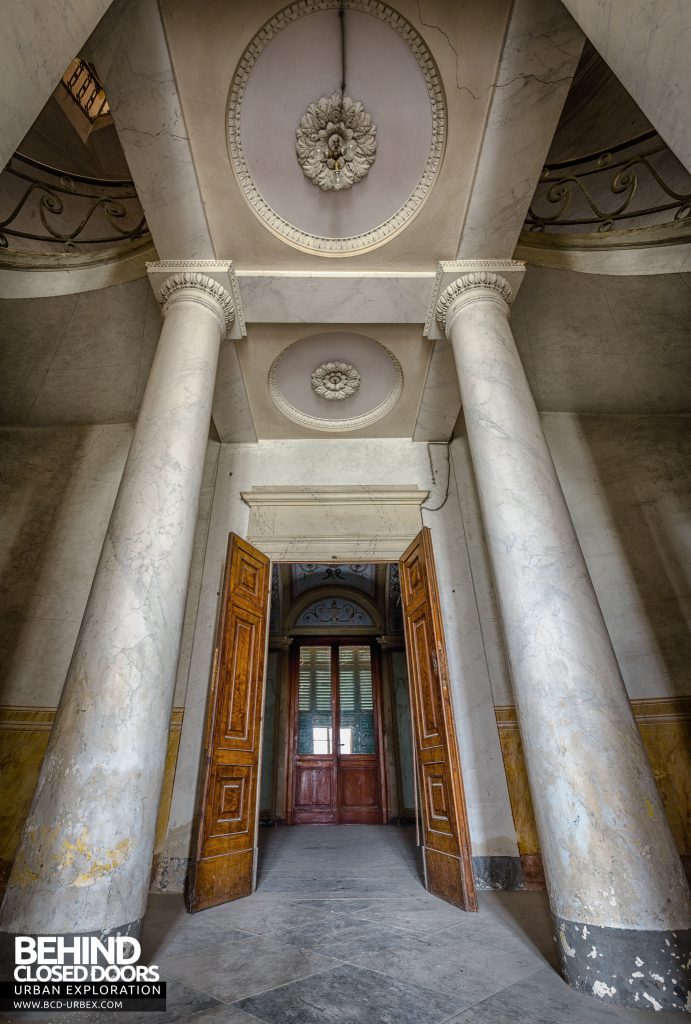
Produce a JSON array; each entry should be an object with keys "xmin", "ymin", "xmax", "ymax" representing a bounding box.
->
[{"xmin": 4, "ymin": 826, "xmax": 683, "ymax": 1023}]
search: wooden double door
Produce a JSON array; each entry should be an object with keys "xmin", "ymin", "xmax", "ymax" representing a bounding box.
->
[
  {"xmin": 188, "ymin": 530, "xmax": 476, "ymax": 914},
  {"xmin": 288, "ymin": 638, "xmax": 386, "ymax": 825}
]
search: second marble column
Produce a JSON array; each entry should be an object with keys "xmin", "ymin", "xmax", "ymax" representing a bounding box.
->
[{"xmin": 437, "ymin": 270, "xmax": 691, "ymax": 1012}]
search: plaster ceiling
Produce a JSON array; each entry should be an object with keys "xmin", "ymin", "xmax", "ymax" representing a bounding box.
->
[
  {"xmin": 159, "ymin": 0, "xmax": 511, "ymax": 269},
  {"xmin": 235, "ymin": 321, "xmax": 428, "ymax": 439},
  {"xmin": 232, "ymin": 4, "xmax": 439, "ymax": 252},
  {"xmin": 268, "ymin": 331, "xmax": 402, "ymax": 431}
]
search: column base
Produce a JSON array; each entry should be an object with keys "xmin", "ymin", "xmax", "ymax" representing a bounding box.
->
[
  {"xmin": 554, "ymin": 914, "xmax": 691, "ymax": 1012},
  {"xmin": 0, "ymin": 920, "xmax": 142, "ymax": 981}
]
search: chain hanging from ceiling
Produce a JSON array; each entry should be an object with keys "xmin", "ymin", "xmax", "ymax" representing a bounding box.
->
[{"xmin": 295, "ymin": 1, "xmax": 377, "ymax": 191}]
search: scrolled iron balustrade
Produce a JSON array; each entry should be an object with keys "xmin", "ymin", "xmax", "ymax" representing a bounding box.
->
[
  {"xmin": 526, "ymin": 130, "xmax": 691, "ymax": 233},
  {"xmin": 0, "ymin": 153, "xmax": 148, "ymax": 252}
]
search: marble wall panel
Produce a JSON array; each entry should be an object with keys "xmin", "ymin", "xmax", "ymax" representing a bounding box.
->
[
  {"xmin": 0, "ymin": 279, "xmax": 160, "ymax": 427},
  {"xmin": 422, "ymin": 446, "xmax": 519, "ymax": 859},
  {"xmin": 0, "ymin": 707, "xmax": 183, "ymax": 896},
  {"xmin": 497, "ymin": 699, "xmax": 691, "ymax": 863},
  {"xmin": 456, "ymin": 411, "xmax": 691, "ymax": 706},
  {"xmin": 512, "ymin": 267, "xmax": 691, "ymax": 414},
  {"xmin": 543, "ymin": 413, "xmax": 691, "ymax": 699},
  {"xmin": 0, "ymin": 423, "xmax": 133, "ymax": 707},
  {"xmin": 0, "ymin": 292, "xmax": 78, "ymax": 424}
]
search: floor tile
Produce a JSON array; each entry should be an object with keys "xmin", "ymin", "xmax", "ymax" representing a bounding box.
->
[
  {"xmin": 178, "ymin": 1004, "xmax": 267, "ymax": 1023},
  {"xmin": 349, "ymin": 895, "xmax": 476, "ymax": 935},
  {"xmin": 190, "ymin": 897, "xmax": 327, "ymax": 937},
  {"xmin": 163, "ymin": 932, "xmax": 335, "ymax": 1003},
  {"xmin": 444, "ymin": 965, "xmax": 685, "ymax": 1022},
  {"xmin": 277, "ymin": 914, "xmax": 412, "ymax": 959},
  {"xmin": 288, "ymin": 898, "xmax": 382, "ymax": 915},
  {"xmin": 1, "ymin": 979, "xmax": 219, "ymax": 1024},
  {"xmin": 347, "ymin": 926, "xmax": 545, "ymax": 1004},
  {"xmin": 236, "ymin": 962, "xmax": 466, "ymax": 1023}
]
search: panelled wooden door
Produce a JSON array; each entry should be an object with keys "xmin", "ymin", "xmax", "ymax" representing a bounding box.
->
[
  {"xmin": 289, "ymin": 639, "xmax": 386, "ymax": 825},
  {"xmin": 399, "ymin": 528, "xmax": 478, "ymax": 911},
  {"xmin": 187, "ymin": 534, "xmax": 270, "ymax": 912}
]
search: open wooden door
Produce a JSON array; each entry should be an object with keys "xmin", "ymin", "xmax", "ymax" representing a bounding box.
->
[
  {"xmin": 399, "ymin": 527, "xmax": 478, "ymax": 911},
  {"xmin": 187, "ymin": 534, "xmax": 270, "ymax": 912}
]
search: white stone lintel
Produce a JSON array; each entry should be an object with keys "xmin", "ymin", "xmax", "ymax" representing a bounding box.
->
[
  {"xmin": 424, "ymin": 260, "xmax": 526, "ymax": 340},
  {"xmin": 235, "ymin": 270, "xmax": 435, "ymax": 326},
  {"xmin": 241, "ymin": 485, "xmax": 429, "ymax": 507},
  {"xmin": 146, "ymin": 260, "xmax": 246, "ymax": 339},
  {"xmin": 241, "ymin": 486, "xmax": 429, "ymax": 562}
]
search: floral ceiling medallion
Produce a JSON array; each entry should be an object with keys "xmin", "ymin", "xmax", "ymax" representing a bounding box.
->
[
  {"xmin": 296, "ymin": 93, "xmax": 377, "ymax": 192},
  {"xmin": 311, "ymin": 361, "xmax": 361, "ymax": 399}
]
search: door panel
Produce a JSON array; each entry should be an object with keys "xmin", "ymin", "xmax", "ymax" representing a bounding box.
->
[
  {"xmin": 187, "ymin": 534, "xmax": 270, "ymax": 912},
  {"xmin": 338, "ymin": 757, "xmax": 380, "ymax": 823},
  {"xmin": 399, "ymin": 528, "xmax": 478, "ymax": 911}
]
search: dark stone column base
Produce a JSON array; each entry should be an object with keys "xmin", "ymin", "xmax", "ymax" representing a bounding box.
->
[
  {"xmin": 0, "ymin": 920, "xmax": 142, "ymax": 980},
  {"xmin": 554, "ymin": 913, "xmax": 691, "ymax": 1012},
  {"xmin": 473, "ymin": 856, "xmax": 524, "ymax": 890}
]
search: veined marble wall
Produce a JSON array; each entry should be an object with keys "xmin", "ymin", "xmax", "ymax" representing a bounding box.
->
[
  {"xmin": 0, "ymin": 425, "xmax": 219, "ymax": 892},
  {"xmin": 0, "ymin": 424, "xmax": 133, "ymax": 706},
  {"xmin": 456, "ymin": 413, "xmax": 691, "ymax": 707},
  {"xmin": 497, "ymin": 699, "xmax": 691, "ymax": 877}
]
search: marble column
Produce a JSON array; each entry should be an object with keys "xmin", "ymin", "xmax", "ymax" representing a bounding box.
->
[
  {"xmin": 437, "ymin": 271, "xmax": 691, "ymax": 1012},
  {"xmin": 0, "ymin": 271, "xmax": 233, "ymax": 942}
]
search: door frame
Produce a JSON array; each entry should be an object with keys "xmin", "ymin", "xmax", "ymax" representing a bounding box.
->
[{"xmin": 285, "ymin": 635, "xmax": 388, "ymax": 825}]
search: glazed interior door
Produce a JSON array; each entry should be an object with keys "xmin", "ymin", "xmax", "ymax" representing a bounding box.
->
[
  {"xmin": 187, "ymin": 534, "xmax": 270, "ymax": 912},
  {"xmin": 291, "ymin": 639, "xmax": 384, "ymax": 824},
  {"xmin": 399, "ymin": 528, "xmax": 478, "ymax": 911}
]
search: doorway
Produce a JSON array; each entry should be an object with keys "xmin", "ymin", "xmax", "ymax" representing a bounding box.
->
[
  {"xmin": 188, "ymin": 530, "xmax": 477, "ymax": 914},
  {"xmin": 288, "ymin": 638, "xmax": 387, "ymax": 824}
]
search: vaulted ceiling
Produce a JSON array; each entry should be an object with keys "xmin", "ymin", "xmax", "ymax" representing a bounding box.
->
[{"xmin": 1, "ymin": 1, "xmax": 690, "ymax": 438}]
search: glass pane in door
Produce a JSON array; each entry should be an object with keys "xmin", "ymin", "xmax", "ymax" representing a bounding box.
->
[
  {"xmin": 297, "ymin": 646, "xmax": 332, "ymax": 754},
  {"xmin": 338, "ymin": 646, "xmax": 375, "ymax": 754}
]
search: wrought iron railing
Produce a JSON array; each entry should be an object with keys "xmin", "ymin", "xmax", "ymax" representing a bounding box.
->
[
  {"xmin": 0, "ymin": 153, "xmax": 148, "ymax": 252},
  {"xmin": 525, "ymin": 130, "xmax": 691, "ymax": 233},
  {"xmin": 60, "ymin": 58, "xmax": 110, "ymax": 123}
]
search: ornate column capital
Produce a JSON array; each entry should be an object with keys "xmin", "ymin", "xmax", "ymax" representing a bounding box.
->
[
  {"xmin": 436, "ymin": 272, "xmax": 513, "ymax": 336},
  {"xmin": 158, "ymin": 272, "xmax": 234, "ymax": 336},
  {"xmin": 146, "ymin": 260, "xmax": 245, "ymax": 338}
]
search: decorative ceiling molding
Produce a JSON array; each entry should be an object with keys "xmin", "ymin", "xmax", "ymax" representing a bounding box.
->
[
  {"xmin": 146, "ymin": 260, "xmax": 246, "ymax": 338},
  {"xmin": 423, "ymin": 260, "xmax": 526, "ymax": 340},
  {"xmin": 311, "ymin": 362, "xmax": 361, "ymax": 400},
  {"xmin": 296, "ymin": 93, "xmax": 377, "ymax": 191},
  {"xmin": 268, "ymin": 342, "xmax": 403, "ymax": 432},
  {"xmin": 227, "ymin": 0, "xmax": 445, "ymax": 255}
]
